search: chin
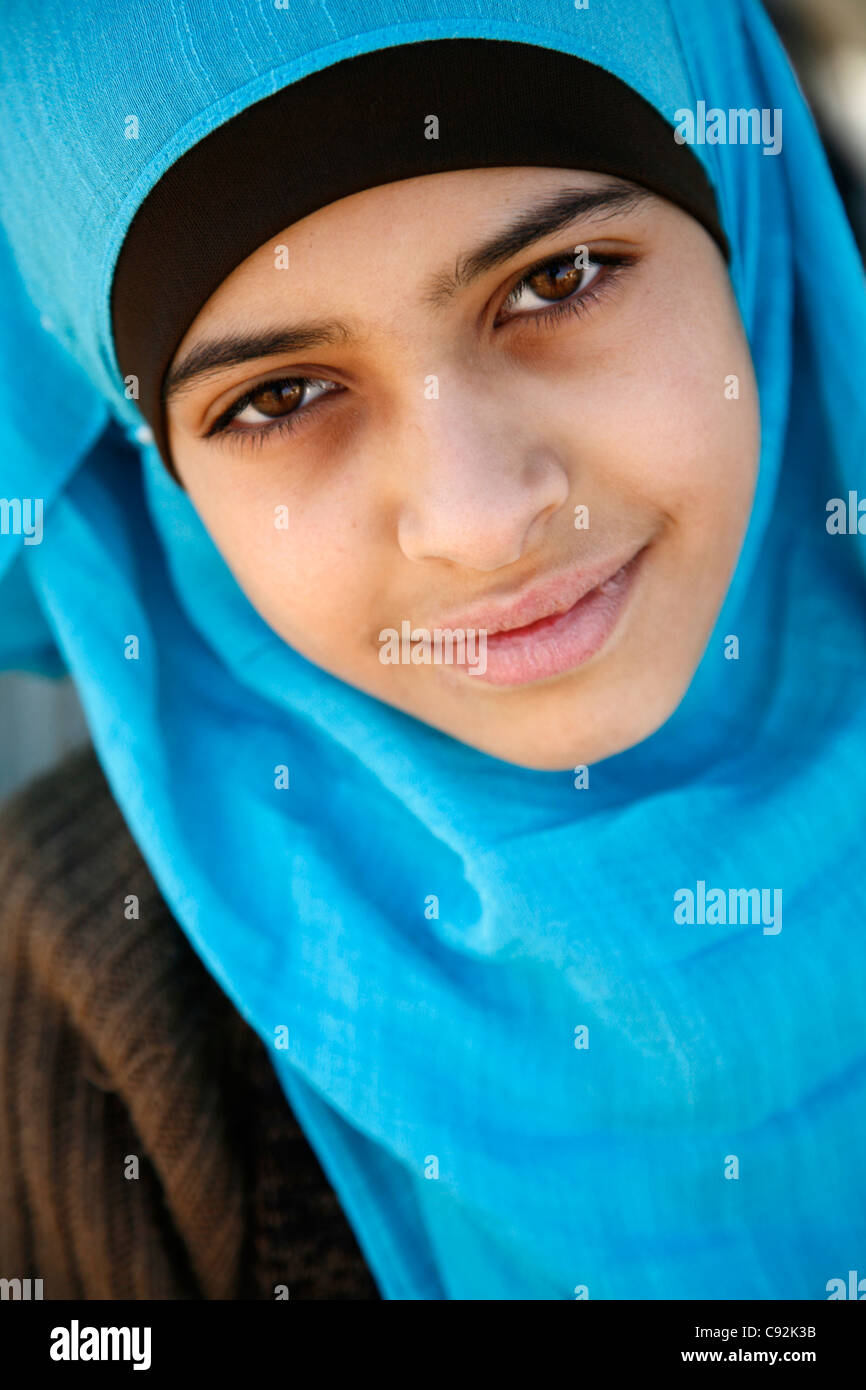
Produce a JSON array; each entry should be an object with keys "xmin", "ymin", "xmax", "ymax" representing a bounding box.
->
[{"xmin": 454, "ymin": 685, "xmax": 685, "ymax": 771}]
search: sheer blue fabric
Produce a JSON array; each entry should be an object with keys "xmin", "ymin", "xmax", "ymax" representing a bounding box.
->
[{"xmin": 0, "ymin": 0, "xmax": 864, "ymax": 1298}]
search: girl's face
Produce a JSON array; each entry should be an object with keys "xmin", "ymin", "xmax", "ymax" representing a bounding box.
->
[{"xmin": 165, "ymin": 166, "xmax": 759, "ymax": 770}]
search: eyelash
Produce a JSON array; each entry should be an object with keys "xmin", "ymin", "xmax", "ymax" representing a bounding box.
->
[{"xmin": 205, "ymin": 249, "xmax": 636, "ymax": 454}]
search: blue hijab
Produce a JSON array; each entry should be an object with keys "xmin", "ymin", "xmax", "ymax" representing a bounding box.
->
[{"xmin": 1, "ymin": 0, "xmax": 865, "ymax": 1299}]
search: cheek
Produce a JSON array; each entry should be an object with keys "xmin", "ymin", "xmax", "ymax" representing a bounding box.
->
[
  {"xmin": 581, "ymin": 294, "xmax": 758, "ymax": 542},
  {"xmin": 188, "ymin": 478, "xmax": 383, "ymax": 666},
  {"xmin": 527, "ymin": 259, "xmax": 758, "ymax": 540},
  {"xmin": 541, "ymin": 282, "xmax": 759, "ymax": 664}
]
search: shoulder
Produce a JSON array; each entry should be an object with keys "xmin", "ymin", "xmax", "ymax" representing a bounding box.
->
[
  {"xmin": 0, "ymin": 742, "xmax": 380, "ymax": 1300},
  {"xmin": 0, "ymin": 741, "xmax": 227, "ymax": 1045},
  {"xmin": 0, "ymin": 743, "xmax": 251, "ymax": 1296},
  {"xmin": 0, "ymin": 739, "xmax": 168, "ymax": 930}
]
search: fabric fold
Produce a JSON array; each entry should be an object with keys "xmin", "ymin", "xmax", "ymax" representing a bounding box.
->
[{"xmin": 1, "ymin": 0, "xmax": 864, "ymax": 1298}]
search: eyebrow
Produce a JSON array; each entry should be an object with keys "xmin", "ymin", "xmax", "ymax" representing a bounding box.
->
[{"xmin": 163, "ymin": 181, "xmax": 651, "ymax": 404}]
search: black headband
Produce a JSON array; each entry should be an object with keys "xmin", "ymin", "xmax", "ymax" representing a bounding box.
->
[{"xmin": 110, "ymin": 37, "xmax": 729, "ymax": 480}]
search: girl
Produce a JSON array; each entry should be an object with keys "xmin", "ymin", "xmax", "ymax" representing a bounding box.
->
[{"xmin": 0, "ymin": 0, "xmax": 864, "ymax": 1300}]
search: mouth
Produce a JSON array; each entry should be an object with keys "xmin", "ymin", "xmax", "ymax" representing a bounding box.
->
[{"xmin": 438, "ymin": 542, "xmax": 650, "ymax": 687}]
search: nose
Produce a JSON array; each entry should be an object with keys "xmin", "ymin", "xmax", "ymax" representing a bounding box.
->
[{"xmin": 396, "ymin": 381, "xmax": 571, "ymax": 571}]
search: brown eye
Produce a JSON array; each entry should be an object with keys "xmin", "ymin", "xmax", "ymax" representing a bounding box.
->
[
  {"xmin": 209, "ymin": 374, "xmax": 341, "ymax": 438},
  {"xmin": 245, "ymin": 378, "xmax": 305, "ymax": 418},
  {"xmin": 523, "ymin": 257, "xmax": 585, "ymax": 302},
  {"xmin": 498, "ymin": 252, "xmax": 611, "ymax": 323}
]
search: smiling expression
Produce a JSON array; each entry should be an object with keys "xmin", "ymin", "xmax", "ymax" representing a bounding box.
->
[{"xmin": 164, "ymin": 166, "xmax": 759, "ymax": 770}]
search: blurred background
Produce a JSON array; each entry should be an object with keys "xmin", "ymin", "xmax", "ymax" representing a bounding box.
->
[
  {"xmin": 767, "ymin": 0, "xmax": 866, "ymax": 248},
  {"xmin": 1, "ymin": 0, "xmax": 865, "ymax": 805}
]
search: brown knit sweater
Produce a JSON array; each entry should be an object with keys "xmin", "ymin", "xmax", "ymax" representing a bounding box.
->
[{"xmin": 0, "ymin": 742, "xmax": 380, "ymax": 1300}]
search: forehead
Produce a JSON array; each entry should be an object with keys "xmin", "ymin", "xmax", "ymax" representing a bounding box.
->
[
  {"xmin": 178, "ymin": 165, "xmax": 650, "ymax": 327},
  {"xmin": 163, "ymin": 168, "xmax": 660, "ymax": 407}
]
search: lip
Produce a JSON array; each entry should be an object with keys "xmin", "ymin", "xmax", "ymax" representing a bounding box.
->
[
  {"xmin": 435, "ymin": 543, "xmax": 647, "ymax": 636},
  {"xmin": 438, "ymin": 541, "xmax": 650, "ymax": 687}
]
